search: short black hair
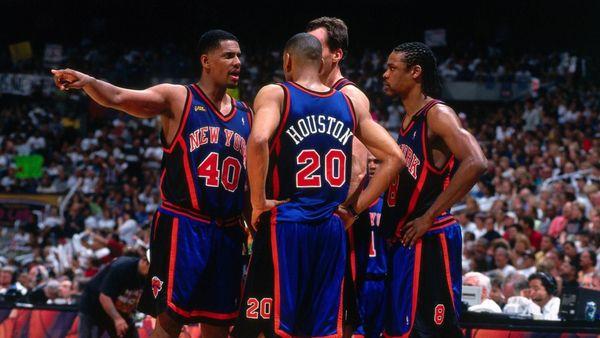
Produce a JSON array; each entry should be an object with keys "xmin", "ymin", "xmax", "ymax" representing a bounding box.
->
[
  {"xmin": 393, "ymin": 42, "xmax": 442, "ymax": 97},
  {"xmin": 306, "ymin": 17, "xmax": 348, "ymax": 59},
  {"xmin": 284, "ymin": 33, "xmax": 322, "ymax": 66},
  {"xmin": 197, "ymin": 29, "xmax": 238, "ymax": 56},
  {"xmin": 528, "ymin": 272, "xmax": 557, "ymax": 295},
  {"xmin": 521, "ymin": 216, "xmax": 535, "ymax": 229}
]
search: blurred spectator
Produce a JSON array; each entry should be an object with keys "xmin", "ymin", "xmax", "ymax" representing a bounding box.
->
[
  {"xmin": 528, "ymin": 273, "xmax": 561, "ymax": 320},
  {"xmin": 464, "ymin": 272, "xmax": 502, "ymax": 313}
]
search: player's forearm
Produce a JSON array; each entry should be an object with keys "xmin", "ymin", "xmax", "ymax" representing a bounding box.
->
[
  {"xmin": 82, "ymin": 77, "xmax": 128, "ymax": 110},
  {"xmin": 354, "ymin": 153, "xmax": 404, "ymax": 213},
  {"xmin": 424, "ymin": 156, "xmax": 487, "ymax": 220},
  {"xmin": 247, "ymin": 136, "xmax": 269, "ymax": 207},
  {"xmin": 344, "ymin": 141, "xmax": 368, "ymax": 205},
  {"xmin": 99, "ymin": 293, "xmax": 124, "ymax": 322}
]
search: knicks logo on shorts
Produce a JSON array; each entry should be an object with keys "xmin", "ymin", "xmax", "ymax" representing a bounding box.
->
[
  {"xmin": 151, "ymin": 276, "xmax": 163, "ymax": 299},
  {"xmin": 434, "ymin": 304, "xmax": 445, "ymax": 325}
]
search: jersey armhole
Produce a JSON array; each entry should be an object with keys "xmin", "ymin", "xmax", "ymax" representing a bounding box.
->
[
  {"xmin": 269, "ymin": 83, "xmax": 290, "ymax": 152},
  {"xmin": 162, "ymin": 86, "xmax": 191, "ymax": 153},
  {"xmin": 340, "ymin": 92, "xmax": 358, "ymax": 133},
  {"xmin": 422, "ymin": 101, "xmax": 454, "ymax": 174}
]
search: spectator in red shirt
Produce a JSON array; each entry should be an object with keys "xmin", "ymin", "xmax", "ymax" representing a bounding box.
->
[{"xmin": 521, "ymin": 216, "xmax": 542, "ymax": 250}]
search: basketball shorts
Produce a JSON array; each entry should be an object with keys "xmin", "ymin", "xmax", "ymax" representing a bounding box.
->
[
  {"xmin": 233, "ymin": 212, "xmax": 346, "ymax": 337},
  {"xmin": 138, "ymin": 204, "xmax": 244, "ymax": 326},
  {"xmin": 354, "ymin": 278, "xmax": 385, "ymax": 338},
  {"xmin": 384, "ymin": 217, "xmax": 463, "ymax": 337}
]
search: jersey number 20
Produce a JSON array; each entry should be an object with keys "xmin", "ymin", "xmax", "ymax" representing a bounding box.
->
[{"xmin": 296, "ymin": 149, "xmax": 346, "ymax": 188}]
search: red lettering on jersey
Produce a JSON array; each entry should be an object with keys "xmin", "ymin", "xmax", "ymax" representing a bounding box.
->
[
  {"xmin": 400, "ymin": 144, "xmax": 420, "ymax": 179},
  {"xmin": 199, "ymin": 127, "xmax": 208, "ymax": 146},
  {"xmin": 233, "ymin": 134, "xmax": 242, "ymax": 151},
  {"xmin": 209, "ymin": 127, "xmax": 220, "ymax": 144},
  {"xmin": 224, "ymin": 129, "xmax": 234, "ymax": 146},
  {"xmin": 189, "ymin": 130, "xmax": 200, "ymax": 152}
]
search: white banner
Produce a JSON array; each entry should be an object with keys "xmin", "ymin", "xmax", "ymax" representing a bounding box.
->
[{"xmin": 0, "ymin": 73, "xmax": 55, "ymax": 96}]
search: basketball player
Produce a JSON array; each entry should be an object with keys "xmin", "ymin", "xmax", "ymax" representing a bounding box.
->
[
  {"xmin": 380, "ymin": 42, "xmax": 487, "ymax": 337},
  {"xmin": 352, "ymin": 153, "xmax": 386, "ymax": 338},
  {"xmin": 51, "ymin": 30, "xmax": 251, "ymax": 338},
  {"xmin": 306, "ymin": 17, "xmax": 370, "ymax": 335},
  {"xmin": 234, "ymin": 33, "xmax": 404, "ymax": 337}
]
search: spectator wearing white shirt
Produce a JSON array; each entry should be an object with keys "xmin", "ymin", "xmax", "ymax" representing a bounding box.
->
[
  {"xmin": 495, "ymin": 247, "xmax": 517, "ymax": 277},
  {"xmin": 464, "ymin": 272, "xmax": 502, "ymax": 313},
  {"xmin": 528, "ymin": 272, "xmax": 560, "ymax": 320}
]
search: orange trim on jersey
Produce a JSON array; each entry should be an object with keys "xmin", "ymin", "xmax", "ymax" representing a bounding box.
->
[
  {"xmin": 440, "ymin": 232, "xmax": 456, "ymax": 312},
  {"xmin": 163, "ymin": 87, "xmax": 192, "ymax": 153},
  {"xmin": 393, "ymin": 167, "xmax": 429, "ymax": 239},
  {"xmin": 288, "ymin": 81, "xmax": 336, "ymax": 98},
  {"xmin": 191, "ymin": 83, "xmax": 237, "ymax": 122},
  {"xmin": 159, "ymin": 169, "xmax": 167, "ymax": 201},
  {"xmin": 166, "ymin": 217, "xmax": 179, "ymax": 313},
  {"xmin": 152, "ymin": 211, "xmax": 160, "ymax": 241},
  {"xmin": 398, "ymin": 99, "xmax": 439, "ymax": 137},
  {"xmin": 313, "ymin": 274, "xmax": 344, "ymax": 338},
  {"xmin": 269, "ymin": 83, "xmax": 290, "ymax": 153},
  {"xmin": 341, "ymin": 92, "xmax": 358, "ymax": 133},
  {"xmin": 179, "ymin": 137, "xmax": 200, "ymax": 210},
  {"xmin": 270, "ymin": 209, "xmax": 292, "ymax": 338}
]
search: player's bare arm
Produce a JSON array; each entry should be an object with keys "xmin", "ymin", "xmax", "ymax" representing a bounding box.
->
[
  {"xmin": 247, "ymin": 84, "xmax": 288, "ymax": 228},
  {"xmin": 342, "ymin": 85, "xmax": 369, "ymax": 205},
  {"xmin": 401, "ymin": 105, "xmax": 487, "ymax": 246},
  {"xmin": 340, "ymin": 95, "xmax": 405, "ymax": 226},
  {"xmin": 51, "ymin": 68, "xmax": 186, "ymax": 144}
]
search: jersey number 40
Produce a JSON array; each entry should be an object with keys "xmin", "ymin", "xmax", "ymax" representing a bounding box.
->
[
  {"xmin": 197, "ymin": 152, "xmax": 241, "ymax": 192},
  {"xmin": 296, "ymin": 149, "xmax": 346, "ymax": 188}
]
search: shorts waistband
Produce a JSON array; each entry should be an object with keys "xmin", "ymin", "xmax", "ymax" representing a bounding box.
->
[{"xmin": 159, "ymin": 201, "xmax": 242, "ymax": 227}]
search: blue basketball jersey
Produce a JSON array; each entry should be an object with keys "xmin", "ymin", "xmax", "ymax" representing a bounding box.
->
[
  {"xmin": 355, "ymin": 194, "xmax": 387, "ymax": 276},
  {"xmin": 267, "ymin": 81, "xmax": 356, "ymax": 222},
  {"xmin": 381, "ymin": 99, "xmax": 456, "ymax": 239},
  {"xmin": 160, "ymin": 84, "xmax": 251, "ymax": 218}
]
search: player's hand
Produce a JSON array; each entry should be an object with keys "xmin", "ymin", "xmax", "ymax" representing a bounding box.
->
[
  {"xmin": 335, "ymin": 205, "xmax": 356, "ymax": 229},
  {"xmin": 51, "ymin": 68, "xmax": 93, "ymax": 91},
  {"xmin": 400, "ymin": 213, "xmax": 433, "ymax": 247},
  {"xmin": 251, "ymin": 199, "xmax": 289, "ymax": 231},
  {"xmin": 113, "ymin": 317, "xmax": 128, "ymax": 338}
]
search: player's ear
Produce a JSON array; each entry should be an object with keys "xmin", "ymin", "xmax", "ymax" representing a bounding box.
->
[
  {"xmin": 200, "ymin": 54, "xmax": 210, "ymax": 73},
  {"xmin": 284, "ymin": 53, "xmax": 292, "ymax": 73},
  {"xmin": 411, "ymin": 65, "xmax": 422, "ymax": 80},
  {"xmin": 332, "ymin": 48, "xmax": 343, "ymax": 63},
  {"xmin": 319, "ymin": 57, "xmax": 324, "ymax": 75}
]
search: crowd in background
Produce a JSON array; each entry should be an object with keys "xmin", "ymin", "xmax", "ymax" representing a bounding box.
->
[{"xmin": 0, "ymin": 40, "xmax": 598, "ymax": 320}]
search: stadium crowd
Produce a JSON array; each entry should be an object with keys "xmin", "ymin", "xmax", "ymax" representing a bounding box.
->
[{"xmin": 0, "ymin": 41, "xmax": 598, "ymax": 320}]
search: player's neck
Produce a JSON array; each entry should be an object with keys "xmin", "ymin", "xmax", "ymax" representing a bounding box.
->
[
  {"xmin": 321, "ymin": 67, "xmax": 343, "ymax": 87},
  {"xmin": 293, "ymin": 72, "xmax": 328, "ymax": 91},
  {"xmin": 196, "ymin": 78, "xmax": 228, "ymax": 106},
  {"xmin": 401, "ymin": 87, "xmax": 429, "ymax": 117}
]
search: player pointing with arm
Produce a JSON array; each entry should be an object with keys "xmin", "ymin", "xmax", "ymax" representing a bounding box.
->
[{"xmin": 53, "ymin": 30, "xmax": 251, "ymax": 338}]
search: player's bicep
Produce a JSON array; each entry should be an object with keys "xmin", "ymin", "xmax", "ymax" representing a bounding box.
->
[
  {"xmin": 428, "ymin": 107, "xmax": 485, "ymax": 162},
  {"xmin": 250, "ymin": 85, "xmax": 284, "ymax": 142},
  {"xmin": 116, "ymin": 84, "xmax": 177, "ymax": 118},
  {"xmin": 355, "ymin": 118, "xmax": 401, "ymax": 161}
]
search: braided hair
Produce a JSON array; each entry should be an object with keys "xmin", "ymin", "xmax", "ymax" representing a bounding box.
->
[{"xmin": 393, "ymin": 42, "xmax": 442, "ymax": 97}]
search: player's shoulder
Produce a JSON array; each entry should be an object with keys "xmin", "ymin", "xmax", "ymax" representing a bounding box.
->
[
  {"xmin": 340, "ymin": 83, "xmax": 368, "ymax": 102},
  {"xmin": 256, "ymin": 83, "xmax": 286, "ymax": 100},
  {"xmin": 426, "ymin": 100, "xmax": 462, "ymax": 130}
]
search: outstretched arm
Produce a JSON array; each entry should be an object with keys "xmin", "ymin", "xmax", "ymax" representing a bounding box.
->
[
  {"xmin": 401, "ymin": 105, "xmax": 487, "ymax": 245},
  {"xmin": 51, "ymin": 68, "xmax": 182, "ymax": 119},
  {"xmin": 247, "ymin": 84, "xmax": 288, "ymax": 228},
  {"xmin": 340, "ymin": 95, "xmax": 405, "ymax": 226}
]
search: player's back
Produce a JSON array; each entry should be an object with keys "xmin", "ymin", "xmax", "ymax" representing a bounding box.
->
[{"xmin": 267, "ymin": 81, "xmax": 356, "ymax": 222}]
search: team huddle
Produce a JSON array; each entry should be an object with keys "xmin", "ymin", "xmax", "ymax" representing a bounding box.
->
[{"xmin": 52, "ymin": 17, "xmax": 487, "ymax": 338}]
